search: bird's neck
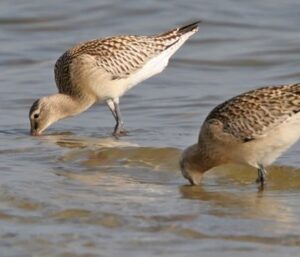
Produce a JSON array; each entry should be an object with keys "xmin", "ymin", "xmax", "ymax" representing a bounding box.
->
[
  {"xmin": 186, "ymin": 144, "xmax": 216, "ymax": 173},
  {"xmin": 46, "ymin": 94, "xmax": 95, "ymax": 121},
  {"xmin": 188, "ymin": 142, "xmax": 229, "ymax": 173}
]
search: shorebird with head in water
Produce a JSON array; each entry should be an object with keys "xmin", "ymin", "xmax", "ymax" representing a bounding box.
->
[
  {"xmin": 29, "ymin": 21, "xmax": 200, "ymax": 136},
  {"xmin": 180, "ymin": 83, "xmax": 300, "ymax": 188}
]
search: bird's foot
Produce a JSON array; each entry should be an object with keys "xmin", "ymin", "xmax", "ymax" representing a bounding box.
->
[
  {"xmin": 255, "ymin": 176, "xmax": 266, "ymax": 189},
  {"xmin": 112, "ymin": 125, "xmax": 128, "ymax": 137},
  {"xmin": 258, "ymin": 183, "xmax": 265, "ymax": 191},
  {"xmin": 255, "ymin": 177, "xmax": 265, "ymax": 184},
  {"xmin": 255, "ymin": 164, "xmax": 267, "ymax": 190}
]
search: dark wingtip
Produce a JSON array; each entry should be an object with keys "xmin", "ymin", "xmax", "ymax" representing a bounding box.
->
[{"xmin": 178, "ymin": 20, "xmax": 201, "ymax": 34}]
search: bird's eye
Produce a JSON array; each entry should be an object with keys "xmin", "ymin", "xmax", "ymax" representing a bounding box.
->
[{"xmin": 33, "ymin": 114, "xmax": 39, "ymax": 119}]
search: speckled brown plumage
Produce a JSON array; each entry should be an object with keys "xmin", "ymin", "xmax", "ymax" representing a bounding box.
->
[
  {"xmin": 204, "ymin": 83, "xmax": 300, "ymax": 142},
  {"xmin": 54, "ymin": 21, "xmax": 199, "ymax": 95},
  {"xmin": 181, "ymin": 83, "xmax": 300, "ymax": 187},
  {"xmin": 29, "ymin": 21, "xmax": 199, "ymax": 136}
]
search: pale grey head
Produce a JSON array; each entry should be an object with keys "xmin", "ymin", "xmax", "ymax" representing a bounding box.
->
[
  {"xmin": 29, "ymin": 97, "xmax": 54, "ymax": 136},
  {"xmin": 29, "ymin": 95, "xmax": 72, "ymax": 136}
]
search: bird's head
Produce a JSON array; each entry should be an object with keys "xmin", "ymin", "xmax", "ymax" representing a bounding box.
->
[
  {"xmin": 29, "ymin": 97, "xmax": 58, "ymax": 136},
  {"xmin": 180, "ymin": 144, "xmax": 205, "ymax": 185}
]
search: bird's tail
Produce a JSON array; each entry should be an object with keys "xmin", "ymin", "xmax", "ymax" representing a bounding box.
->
[
  {"xmin": 177, "ymin": 20, "xmax": 201, "ymax": 34},
  {"xmin": 155, "ymin": 20, "xmax": 200, "ymax": 39}
]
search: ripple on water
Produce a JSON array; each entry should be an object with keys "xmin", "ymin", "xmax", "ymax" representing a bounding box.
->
[{"xmin": 1, "ymin": 0, "xmax": 300, "ymax": 256}]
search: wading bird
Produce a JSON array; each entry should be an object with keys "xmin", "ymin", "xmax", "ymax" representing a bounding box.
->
[
  {"xmin": 180, "ymin": 83, "xmax": 300, "ymax": 188},
  {"xmin": 29, "ymin": 21, "xmax": 199, "ymax": 136}
]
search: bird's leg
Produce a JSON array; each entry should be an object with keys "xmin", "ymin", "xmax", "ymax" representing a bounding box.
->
[
  {"xmin": 106, "ymin": 99, "xmax": 127, "ymax": 136},
  {"xmin": 256, "ymin": 164, "xmax": 267, "ymax": 189},
  {"xmin": 113, "ymin": 99, "xmax": 127, "ymax": 136},
  {"xmin": 106, "ymin": 99, "xmax": 117, "ymax": 120}
]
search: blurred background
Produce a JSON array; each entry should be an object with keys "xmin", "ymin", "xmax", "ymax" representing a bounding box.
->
[{"xmin": 1, "ymin": 0, "xmax": 300, "ymax": 256}]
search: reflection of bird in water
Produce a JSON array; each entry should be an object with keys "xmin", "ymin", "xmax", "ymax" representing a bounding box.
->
[
  {"xmin": 179, "ymin": 185, "xmax": 295, "ymax": 223},
  {"xmin": 180, "ymin": 83, "xmax": 300, "ymax": 188},
  {"xmin": 29, "ymin": 21, "xmax": 199, "ymax": 136}
]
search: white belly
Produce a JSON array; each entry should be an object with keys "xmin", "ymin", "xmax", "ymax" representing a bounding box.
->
[
  {"xmin": 70, "ymin": 53, "xmax": 170, "ymax": 101},
  {"xmin": 233, "ymin": 113, "xmax": 300, "ymax": 168},
  {"xmin": 91, "ymin": 51, "xmax": 171, "ymax": 100},
  {"xmin": 71, "ymin": 35, "xmax": 192, "ymax": 101}
]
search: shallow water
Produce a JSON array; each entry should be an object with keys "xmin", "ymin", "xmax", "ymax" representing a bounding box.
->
[{"xmin": 1, "ymin": 0, "xmax": 300, "ymax": 256}]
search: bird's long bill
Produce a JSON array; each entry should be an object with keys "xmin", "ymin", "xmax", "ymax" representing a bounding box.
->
[{"xmin": 30, "ymin": 129, "xmax": 40, "ymax": 136}]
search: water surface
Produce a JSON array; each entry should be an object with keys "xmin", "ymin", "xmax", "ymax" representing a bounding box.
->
[{"xmin": 1, "ymin": 0, "xmax": 300, "ymax": 256}]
